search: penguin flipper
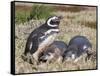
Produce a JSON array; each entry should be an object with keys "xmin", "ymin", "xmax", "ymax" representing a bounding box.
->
[
  {"xmin": 24, "ymin": 31, "xmax": 45, "ymax": 55},
  {"xmin": 24, "ymin": 34, "xmax": 39, "ymax": 55}
]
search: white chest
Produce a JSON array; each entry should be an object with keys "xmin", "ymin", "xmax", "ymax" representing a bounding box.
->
[{"xmin": 39, "ymin": 33, "xmax": 57, "ymax": 49}]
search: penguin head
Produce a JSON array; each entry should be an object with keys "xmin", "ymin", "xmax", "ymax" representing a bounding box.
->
[
  {"xmin": 46, "ymin": 16, "xmax": 63, "ymax": 27},
  {"xmin": 39, "ymin": 52, "xmax": 54, "ymax": 62},
  {"xmin": 63, "ymin": 44, "xmax": 78, "ymax": 61}
]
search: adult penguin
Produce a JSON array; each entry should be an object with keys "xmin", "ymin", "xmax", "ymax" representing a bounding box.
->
[{"xmin": 22, "ymin": 16, "xmax": 63, "ymax": 64}]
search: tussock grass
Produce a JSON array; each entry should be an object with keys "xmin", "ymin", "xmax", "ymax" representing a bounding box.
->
[
  {"xmin": 15, "ymin": 4, "xmax": 54, "ymax": 24},
  {"xmin": 28, "ymin": 5, "xmax": 54, "ymax": 20},
  {"xmin": 15, "ymin": 9, "xmax": 30, "ymax": 24},
  {"xmin": 15, "ymin": 6, "xmax": 97, "ymax": 74}
]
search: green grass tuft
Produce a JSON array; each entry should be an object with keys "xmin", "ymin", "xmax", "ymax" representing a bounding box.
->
[
  {"xmin": 15, "ymin": 5, "xmax": 54, "ymax": 24},
  {"xmin": 15, "ymin": 10, "xmax": 30, "ymax": 24},
  {"xmin": 28, "ymin": 5, "xmax": 54, "ymax": 20}
]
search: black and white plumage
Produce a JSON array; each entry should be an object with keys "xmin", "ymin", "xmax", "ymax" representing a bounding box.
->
[
  {"xmin": 63, "ymin": 36, "xmax": 92, "ymax": 62},
  {"xmin": 23, "ymin": 16, "xmax": 63, "ymax": 63},
  {"xmin": 39, "ymin": 41, "xmax": 67, "ymax": 63}
]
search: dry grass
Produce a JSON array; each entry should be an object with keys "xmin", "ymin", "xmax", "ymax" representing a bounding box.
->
[{"xmin": 15, "ymin": 6, "xmax": 97, "ymax": 74}]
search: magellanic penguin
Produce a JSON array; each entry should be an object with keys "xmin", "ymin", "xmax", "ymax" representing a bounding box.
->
[
  {"xmin": 63, "ymin": 35, "xmax": 92, "ymax": 62},
  {"xmin": 22, "ymin": 16, "xmax": 63, "ymax": 64}
]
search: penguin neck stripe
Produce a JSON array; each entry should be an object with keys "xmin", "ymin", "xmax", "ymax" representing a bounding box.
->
[
  {"xmin": 83, "ymin": 45, "xmax": 87, "ymax": 49},
  {"xmin": 47, "ymin": 18, "xmax": 58, "ymax": 27},
  {"xmin": 45, "ymin": 29, "xmax": 59, "ymax": 35}
]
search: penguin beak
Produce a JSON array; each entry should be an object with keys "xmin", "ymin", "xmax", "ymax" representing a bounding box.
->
[
  {"xmin": 54, "ymin": 16, "xmax": 63, "ymax": 22},
  {"xmin": 39, "ymin": 55, "xmax": 48, "ymax": 61},
  {"xmin": 86, "ymin": 47, "xmax": 92, "ymax": 55},
  {"xmin": 58, "ymin": 16, "xmax": 63, "ymax": 20}
]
